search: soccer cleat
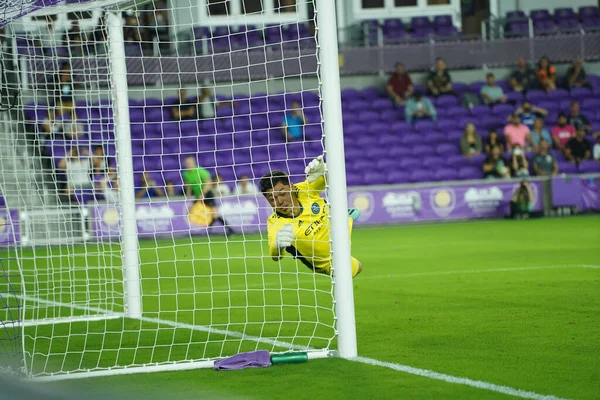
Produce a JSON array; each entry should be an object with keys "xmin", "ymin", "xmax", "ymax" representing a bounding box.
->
[{"xmin": 348, "ymin": 208, "xmax": 361, "ymax": 221}]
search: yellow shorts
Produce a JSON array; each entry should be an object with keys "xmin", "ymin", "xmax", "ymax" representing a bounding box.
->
[{"xmin": 313, "ymin": 257, "xmax": 361, "ymax": 277}]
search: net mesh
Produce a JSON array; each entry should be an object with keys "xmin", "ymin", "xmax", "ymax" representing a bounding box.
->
[{"xmin": 0, "ymin": 0, "xmax": 337, "ymax": 378}]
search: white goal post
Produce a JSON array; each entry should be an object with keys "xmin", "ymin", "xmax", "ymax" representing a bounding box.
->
[{"xmin": 0, "ymin": 0, "xmax": 357, "ymax": 380}]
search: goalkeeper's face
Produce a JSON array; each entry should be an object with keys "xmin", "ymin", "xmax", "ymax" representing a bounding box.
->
[{"xmin": 266, "ymin": 182, "xmax": 298, "ymax": 217}]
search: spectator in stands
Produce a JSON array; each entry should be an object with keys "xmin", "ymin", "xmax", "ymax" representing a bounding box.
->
[
  {"xmin": 64, "ymin": 110, "xmax": 85, "ymax": 140},
  {"xmin": 282, "ymin": 101, "xmax": 306, "ymax": 141},
  {"xmin": 91, "ymin": 13, "xmax": 108, "ymax": 54},
  {"xmin": 594, "ymin": 136, "xmax": 600, "ymax": 161},
  {"xmin": 183, "ymin": 156, "xmax": 234, "ymax": 235},
  {"xmin": 213, "ymin": 174, "xmax": 231, "ymax": 197},
  {"xmin": 96, "ymin": 165, "xmax": 119, "ymax": 203},
  {"xmin": 136, "ymin": 172, "xmax": 165, "ymax": 198},
  {"xmin": 91, "ymin": 145, "xmax": 108, "ymax": 175},
  {"xmin": 123, "ymin": 13, "xmax": 143, "ymax": 43},
  {"xmin": 567, "ymin": 101, "xmax": 591, "ymax": 133},
  {"xmin": 197, "ymin": 88, "xmax": 235, "ymax": 119},
  {"xmin": 566, "ymin": 58, "xmax": 590, "ymax": 89},
  {"xmin": 41, "ymin": 109, "xmax": 63, "ymax": 139},
  {"xmin": 63, "ymin": 20, "xmax": 86, "ymax": 57},
  {"xmin": 533, "ymin": 140, "xmax": 559, "ymax": 176},
  {"xmin": 551, "ymin": 113, "xmax": 576, "ymax": 152},
  {"xmin": 480, "ymin": 73, "xmax": 507, "ymax": 106},
  {"xmin": 404, "ymin": 91, "xmax": 436, "ymax": 124},
  {"xmin": 484, "ymin": 130, "xmax": 505, "ymax": 154},
  {"xmin": 57, "ymin": 147, "xmax": 93, "ymax": 198},
  {"xmin": 386, "ymin": 62, "xmax": 413, "ymax": 107},
  {"xmin": 514, "ymin": 101, "xmax": 548, "ymax": 131},
  {"xmin": 460, "ymin": 123, "xmax": 482, "ymax": 158},
  {"xmin": 536, "ymin": 56, "xmax": 557, "ymax": 92},
  {"xmin": 165, "ymin": 180, "xmax": 179, "ymax": 197},
  {"xmin": 510, "ymin": 57, "xmax": 536, "ymax": 92},
  {"xmin": 56, "ymin": 62, "xmax": 74, "ymax": 113},
  {"xmin": 504, "ymin": 113, "xmax": 531, "ymax": 151},
  {"xmin": 529, "ymin": 117, "xmax": 552, "ymax": 152},
  {"xmin": 483, "ymin": 145, "xmax": 511, "ymax": 179},
  {"xmin": 511, "ymin": 146, "xmax": 530, "ymax": 178},
  {"xmin": 171, "ymin": 89, "xmax": 198, "ymax": 121},
  {"xmin": 234, "ymin": 176, "xmax": 259, "ymax": 196},
  {"xmin": 565, "ymin": 128, "xmax": 592, "ymax": 164},
  {"xmin": 427, "ymin": 57, "xmax": 453, "ymax": 97}
]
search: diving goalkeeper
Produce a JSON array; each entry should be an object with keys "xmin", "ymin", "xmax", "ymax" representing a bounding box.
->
[{"xmin": 260, "ymin": 156, "xmax": 362, "ymax": 278}]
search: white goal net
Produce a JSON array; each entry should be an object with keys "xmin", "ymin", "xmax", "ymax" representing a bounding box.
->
[{"xmin": 0, "ymin": 0, "xmax": 354, "ymax": 379}]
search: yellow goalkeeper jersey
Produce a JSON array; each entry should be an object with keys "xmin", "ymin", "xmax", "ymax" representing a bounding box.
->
[{"xmin": 266, "ymin": 177, "xmax": 357, "ymax": 275}]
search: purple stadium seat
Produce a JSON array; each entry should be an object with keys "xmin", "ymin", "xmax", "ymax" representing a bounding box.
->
[
  {"xmin": 409, "ymin": 169, "xmax": 435, "ymax": 183},
  {"xmin": 436, "ymin": 143, "xmax": 459, "ymax": 155},
  {"xmin": 526, "ymin": 90, "xmax": 548, "ymax": 102},
  {"xmin": 531, "ymin": 9, "xmax": 552, "ymax": 21},
  {"xmin": 555, "ymin": 8, "xmax": 576, "ymax": 20},
  {"xmin": 435, "ymin": 95, "xmax": 459, "ymax": 107},
  {"xmin": 422, "ymin": 156, "xmax": 445, "ymax": 169},
  {"xmin": 458, "ymin": 166, "xmax": 482, "ymax": 180},
  {"xmin": 580, "ymin": 6, "xmax": 600, "ymax": 18},
  {"xmin": 358, "ymin": 110, "xmax": 380, "ymax": 122},
  {"xmin": 378, "ymin": 134, "xmax": 402, "ymax": 146},
  {"xmin": 581, "ymin": 18, "xmax": 600, "ymax": 30},
  {"xmin": 389, "ymin": 146, "xmax": 412, "ymax": 158},
  {"xmin": 381, "ymin": 109, "xmax": 403, "ymax": 122},
  {"xmin": 360, "ymin": 87, "xmax": 382, "ymax": 101},
  {"xmin": 411, "ymin": 145, "xmax": 431, "ymax": 157},
  {"xmin": 364, "ymin": 171, "xmax": 387, "ymax": 185},
  {"xmin": 346, "ymin": 172, "xmax": 362, "ymax": 187},
  {"xmin": 548, "ymin": 88, "xmax": 570, "ymax": 100},
  {"xmin": 366, "ymin": 147, "xmax": 388, "ymax": 159},
  {"xmin": 534, "ymin": 19, "xmax": 556, "ymax": 34},
  {"xmin": 471, "ymin": 104, "xmax": 493, "ymax": 117},
  {"xmin": 447, "ymin": 106, "xmax": 469, "ymax": 118},
  {"xmin": 493, "ymin": 103, "xmax": 515, "ymax": 119},
  {"xmin": 386, "ymin": 171, "xmax": 410, "ymax": 184},
  {"xmin": 578, "ymin": 161, "xmax": 600, "ymax": 173},
  {"xmin": 557, "ymin": 19, "xmax": 580, "ymax": 31},
  {"xmin": 506, "ymin": 91, "xmax": 524, "ymax": 103},
  {"xmin": 507, "ymin": 22, "xmax": 529, "ymax": 37},
  {"xmin": 437, "ymin": 119, "xmax": 459, "ymax": 131},
  {"xmin": 424, "ymin": 132, "xmax": 446, "ymax": 143},
  {"xmin": 414, "ymin": 120, "xmax": 437, "ymax": 131},
  {"xmin": 433, "ymin": 15, "xmax": 453, "ymax": 27},
  {"xmin": 376, "ymin": 159, "xmax": 398, "ymax": 170},
  {"xmin": 371, "ymin": 98, "xmax": 394, "ymax": 110},
  {"xmin": 506, "ymin": 10, "xmax": 527, "ymax": 21},
  {"xmin": 401, "ymin": 134, "xmax": 422, "ymax": 146},
  {"xmin": 399, "ymin": 157, "xmax": 421, "ymax": 169},
  {"xmin": 558, "ymin": 161, "xmax": 578, "ymax": 174},
  {"xmin": 435, "ymin": 169, "xmax": 459, "ymax": 182},
  {"xmin": 570, "ymin": 87, "xmax": 593, "ymax": 100},
  {"xmin": 390, "ymin": 121, "xmax": 412, "ymax": 134},
  {"xmin": 411, "ymin": 16, "xmax": 432, "ymax": 30}
]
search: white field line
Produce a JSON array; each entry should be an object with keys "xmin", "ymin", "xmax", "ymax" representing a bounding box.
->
[
  {"xmin": 138, "ymin": 264, "xmax": 599, "ymax": 294},
  {"xmin": 353, "ymin": 356, "xmax": 570, "ymax": 400},
  {"xmin": 2, "ymin": 292, "xmax": 312, "ymax": 352},
  {"xmin": 5, "ymin": 291, "xmax": 572, "ymax": 399}
]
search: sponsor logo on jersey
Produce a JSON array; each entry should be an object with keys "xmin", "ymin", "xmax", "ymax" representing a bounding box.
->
[
  {"xmin": 304, "ymin": 214, "xmax": 326, "ymax": 236},
  {"xmin": 311, "ymin": 202, "xmax": 320, "ymax": 214}
]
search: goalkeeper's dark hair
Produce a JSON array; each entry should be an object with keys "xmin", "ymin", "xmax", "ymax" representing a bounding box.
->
[{"xmin": 259, "ymin": 170, "xmax": 290, "ymax": 195}]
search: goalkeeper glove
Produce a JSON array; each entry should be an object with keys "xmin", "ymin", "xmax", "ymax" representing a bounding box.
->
[
  {"xmin": 275, "ymin": 224, "xmax": 294, "ymax": 249},
  {"xmin": 305, "ymin": 155, "xmax": 326, "ymax": 183}
]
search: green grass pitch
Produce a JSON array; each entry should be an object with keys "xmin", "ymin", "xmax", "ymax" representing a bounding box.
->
[{"xmin": 2, "ymin": 216, "xmax": 600, "ymax": 399}]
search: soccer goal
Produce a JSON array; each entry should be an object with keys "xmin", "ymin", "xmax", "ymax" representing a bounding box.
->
[{"xmin": 0, "ymin": 0, "xmax": 356, "ymax": 380}]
